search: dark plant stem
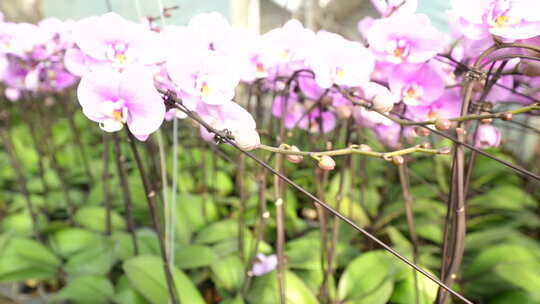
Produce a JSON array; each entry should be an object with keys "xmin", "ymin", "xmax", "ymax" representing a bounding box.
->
[
  {"xmin": 113, "ymin": 133, "xmax": 139, "ymax": 255},
  {"xmin": 237, "ymin": 154, "xmax": 247, "ymax": 262},
  {"xmin": 103, "ymin": 134, "xmax": 112, "ymax": 235},
  {"xmin": 398, "ymin": 163, "xmax": 420, "ymax": 304},
  {"xmin": 125, "ymin": 130, "xmax": 179, "ymax": 304},
  {"xmin": 64, "ymin": 102, "xmax": 94, "ymax": 183},
  {"xmin": 30, "ymin": 100, "xmax": 77, "ymax": 224},
  {"xmin": 274, "ymin": 154, "xmax": 287, "ymax": 304},
  {"xmin": 0, "ymin": 126, "xmax": 41, "ymax": 240},
  {"xmin": 242, "ymin": 167, "xmax": 269, "ymax": 296}
]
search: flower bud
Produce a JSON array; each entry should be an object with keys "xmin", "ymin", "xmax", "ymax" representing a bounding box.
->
[
  {"xmin": 286, "ymin": 146, "xmax": 304, "ymax": 163},
  {"xmin": 414, "ymin": 126, "xmax": 430, "ymax": 137},
  {"xmin": 391, "ymin": 155, "xmax": 404, "ymax": 165},
  {"xmin": 234, "ymin": 128, "xmax": 261, "ymax": 151},
  {"xmin": 435, "ymin": 118, "xmax": 451, "ymax": 131},
  {"xmin": 456, "ymin": 127, "xmax": 467, "ymax": 137},
  {"xmin": 358, "ymin": 144, "xmax": 372, "ymax": 152},
  {"xmin": 372, "ymin": 94, "xmax": 394, "ymax": 113},
  {"xmin": 475, "ymin": 125, "xmax": 501, "ymax": 148},
  {"xmin": 318, "ymin": 155, "xmax": 335, "ymax": 171},
  {"xmin": 480, "ymin": 112, "xmax": 492, "ymax": 124},
  {"xmin": 336, "ymin": 105, "xmax": 352, "ymax": 119},
  {"xmin": 420, "ymin": 142, "xmax": 431, "ymax": 149},
  {"xmin": 500, "ymin": 112, "xmax": 513, "ymax": 121},
  {"xmin": 438, "ymin": 147, "xmax": 452, "ymax": 154}
]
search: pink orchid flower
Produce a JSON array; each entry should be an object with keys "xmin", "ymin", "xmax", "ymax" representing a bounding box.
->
[
  {"xmin": 166, "ymin": 48, "xmax": 240, "ymax": 105},
  {"xmin": 475, "ymin": 124, "xmax": 501, "ymax": 148},
  {"xmin": 72, "ymin": 12, "xmax": 164, "ymax": 70},
  {"xmin": 76, "ymin": 66, "xmax": 165, "ymax": 140},
  {"xmin": 389, "ymin": 63, "xmax": 445, "ymax": 106},
  {"xmin": 367, "ymin": 14, "xmax": 445, "ymax": 64},
  {"xmin": 308, "ymin": 31, "xmax": 374, "ymax": 88},
  {"xmin": 449, "ymin": 0, "xmax": 540, "ymax": 41}
]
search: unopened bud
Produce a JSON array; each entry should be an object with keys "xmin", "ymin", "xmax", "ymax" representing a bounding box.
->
[
  {"xmin": 414, "ymin": 126, "xmax": 430, "ymax": 137},
  {"xmin": 234, "ymin": 129, "xmax": 261, "ymax": 151},
  {"xmin": 336, "ymin": 105, "xmax": 352, "ymax": 119},
  {"xmin": 286, "ymin": 146, "xmax": 304, "ymax": 163},
  {"xmin": 438, "ymin": 147, "xmax": 452, "ymax": 154},
  {"xmin": 420, "ymin": 142, "xmax": 431, "ymax": 149},
  {"xmin": 435, "ymin": 118, "xmax": 451, "ymax": 131},
  {"xmin": 480, "ymin": 112, "xmax": 493, "ymax": 124},
  {"xmin": 318, "ymin": 155, "xmax": 336, "ymax": 171},
  {"xmin": 456, "ymin": 127, "xmax": 467, "ymax": 137},
  {"xmin": 372, "ymin": 95, "xmax": 394, "ymax": 113},
  {"xmin": 500, "ymin": 112, "xmax": 513, "ymax": 121},
  {"xmin": 358, "ymin": 144, "xmax": 372, "ymax": 152},
  {"xmin": 302, "ymin": 208, "xmax": 318, "ymax": 220},
  {"xmin": 392, "ymin": 155, "xmax": 404, "ymax": 165}
]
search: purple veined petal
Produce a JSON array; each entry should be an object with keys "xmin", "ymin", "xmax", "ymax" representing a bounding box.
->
[
  {"xmin": 77, "ymin": 68, "xmax": 122, "ymax": 122},
  {"xmin": 5, "ymin": 87, "xmax": 21, "ymax": 101},
  {"xmin": 450, "ymin": 0, "xmax": 491, "ymax": 24},
  {"xmin": 64, "ymin": 47, "xmax": 90, "ymax": 77},
  {"xmin": 24, "ymin": 68, "xmax": 40, "ymax": 91},
  {"xmin": 72, "ymin": 16, "xmax": 109, "ymax": 60},
  {"xmin": 0, "ymin": 54, "xmax": 7, "ymax": 81},
  {"xmin": 475, "ymin": 124, "xmax": 501, "ymax": 148},
  {"xmin": 117, "ymin": 66, "xmax": 165, "ymax": 137}
]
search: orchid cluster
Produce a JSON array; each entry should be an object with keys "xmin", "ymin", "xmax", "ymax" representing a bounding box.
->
[
  {"xmin": 1, "ymin": 0, "xmax": 539, "ymax": 150},
  {"xmin": 0, "ymin": 14, "xmax": 77, "ymax": 100}
]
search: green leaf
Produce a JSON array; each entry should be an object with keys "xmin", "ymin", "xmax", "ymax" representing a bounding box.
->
[
  {"xmin": 50, "ymin": 228, "xmax": 101, "ymax": 257},
  {"xmin": 175, "ymin": 245, "xmax": 218, "ymax": 269},
  {"xmin": 123, "ymin": 255, "xmax": 205, "ymax": 304},
  {"xmin": 64, "ymin": 239, "xmax": 116, "ymax": 276},
  {"xmin": 1, "ymin": 211, "xmax": 46, "ymax": 236},
  {"xmin": 338, "ymin": 251, "xmax": 399, "ymax": 301},
  {"xmin": 210, "ymin": 254, "xmax": 244, "ymax": 292},
  {"xmin": 58, "ymin": 275, "xmax": 114, "ymax": 304},
  {"xmin": 495, "ymin": 262, "xmax": 540, "ymax": 299},
  {"xmin": 345, "ymin": 279, "xmax": 394, "ymax": 304},
  {"xmin": 75, "ymin": 206, "xmax": 126, "ymax": 233},
  {"xmin": 390, "ymin": 269, "xmax": 438, "ymax": 304},
  {"xmin": 195, "ymin": 220, "xmax": 239, "ymax": 244},
  {"xmin": 465, "ymin": 244, "xmax": 538, "ymax": 278},
  {"xmin": 113, "ymin": 275, "xmax": 149, "ymax": 304},
  {"xmin": 0, "ymin": 237, "xmax": 61, "ymax": 282},
  {"xmin": 469, "ymin": 185, "xmax": 536, "ymax": 211},
  {"xmin": 490, "ymin": 291, "xmax": 540, "ymax": 304},
  {"xmin": 247, "ymin": 271, "xmax": 319, "ymax": 304}
]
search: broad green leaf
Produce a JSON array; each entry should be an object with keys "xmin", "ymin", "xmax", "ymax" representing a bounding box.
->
[
  {"xmin": 50, "ymin": 228, "xmax": 101, "ymax": 257},
  {"xmin": 123, "ymin": 255, "xmax": 205, "ymax": 304},
  {"xmin": 195, "ymin": 220, "xmax": 240, "ymax": 244},
  {"xmin": 469, "ymin": 185, "xmax": 536, "ymax": 211},
  {"xmin": 346, "ymin": 279, "xmax": 394, "ymax": 304},
  {"xmin": 113, "ymin": 275, "xmax": 149, "ymax": 304},
  {"xmin": 495, "ymin": 262, "xmax": 540, "ymax": 299},
  {"xmin": 490, "ymin": 291, "xmax": 540, "ymax": 304},
  {"xmin": 175, "ymin": 245, "xmax": 218, "ymax": 269},
  {"xmin": 75, "ymin": 206, "xmax": 126, "ymax": 232},
  {"xmin": 390, "ymin": 269, "xmax": 438, "ymax": 304},
  {"xmin": 0, "ymin": 237, "xmax": 61, "ymax": 282},
  {"xmin": 247, "ymin": 271, "xmax": 319, "ymax": 304},
  {"xmin": 338, "ymin": 251, "xmax": 399, "ymax": 301},
  {"xmin": 210, "ymin": 254, "xmax": 244, "ymax": 292},
  {"xmin": 64, "ymin": 239, "xmax": 116, "ymax": 276},
  {"xmin": 58, "ymin": 275, "xmax": 114, "ymax": 304},
  {"xmin": 1, "ymin": 212, "xmax": 46, "ymax": 236},
  {"xmin": 465, "ymin": 244, "xmax": 538, "ymax": 278}
]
